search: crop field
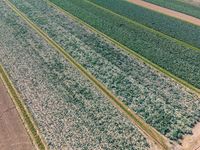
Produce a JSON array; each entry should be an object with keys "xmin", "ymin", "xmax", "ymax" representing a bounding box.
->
[
  {"xmin": 6, "ymin": 0, "xmax": 200, "ymax": 142},
  {"xmin": 45, "ymin": 0, "xmax": 200, "ymax": 90},
  {"xmin": 0, "ymin": 1, "xmax": 150, "ymax": 149},
  {"xmin": 1, "ymin": 0, "xmax": 200, "ymax": 149},
  {"xmin": 88, "ymin": 0, "xmax": 200, "ymax": 49},
  {"xmin": 143, "ymin": 0, "xmax": 200, "ymax": 19}
]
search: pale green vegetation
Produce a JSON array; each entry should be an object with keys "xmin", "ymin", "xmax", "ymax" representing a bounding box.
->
[
  {"xmin": 0, "ymin": 1, "xmax": 149, "ymax": 149},
  {"xmin": 9, "ymin": 0, "xmax": 200, "ymax": 141}
]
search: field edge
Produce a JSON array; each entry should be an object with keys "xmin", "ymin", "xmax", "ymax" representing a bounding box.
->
[{"xmin": 0, "ymin": 64, "xmax": 48, "ymax": 150}]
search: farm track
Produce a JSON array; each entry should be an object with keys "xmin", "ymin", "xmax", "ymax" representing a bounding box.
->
[
  {"xmin": 4, "ymin": 0, "xmax": 170, "ymax": 149},
  {"xmin": 46, "ymin": 0, "xmax": 200, "ymax": 98},
  {"xmin": 87, "ymin": 0, "xmax": 200, "ymax": 52},
  {"xmin": 128, "ymin": 0, "xmax": 200, "ymax": 27},
  {"xmin": 0, "ymin": 65, "xmax": 47, "ymax": 150},
  {"xmin": 0, "ymin": 74, "xmax": 34, "ymax": 150}
]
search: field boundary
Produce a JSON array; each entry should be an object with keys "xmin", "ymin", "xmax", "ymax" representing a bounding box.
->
[
  {"xmin": 4, "ymin": 0, "xmax": 170, "ymax": 149},
  {"xmin": 46, "ymin": 0, "xmax": 200, "ymax": 97},
  {"xmin": 86, "ymin": 0, "xmax": 200, "ymax": 51},
  {"xmin": 139, "ymin": 0, "xmax": 200, "ymax": 23},
  {"xmin": 0, "ymin": 65, "xmax": 48, "ymax": 150}
]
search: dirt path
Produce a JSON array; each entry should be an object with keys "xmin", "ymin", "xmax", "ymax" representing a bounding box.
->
[
  {"xmin": 181, "ymin": 122, "xmax": 200, "ymax": 150},
  {"xmin": 127, "ymin": 0, "xmax": 200, "ymax": 26},
  {"xmin": 0, "ymin": 79, "xmax": 34, "ymax": 150}
]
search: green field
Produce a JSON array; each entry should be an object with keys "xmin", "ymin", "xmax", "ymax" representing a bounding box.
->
[
  {"xmin": 8, "ymin": 0, "xmax": 200, "ymax": 141},
  {"xmin": 0, "ymin": 1, "xmax": 150, "ymax": 149},
  {"xmin": 144, "ymin": 0, "xmax": 200, "ymax": 19},
  {"xmin": 48, "ymin": 0, "xmax": 200, "ymax": 89},
  {"xmin": 1, "ymin": 0, "xmax": 200, "ymax": 149},
  {"xmin": 89, "ymin": 0, "xmax": 200, "ymax": 49}
]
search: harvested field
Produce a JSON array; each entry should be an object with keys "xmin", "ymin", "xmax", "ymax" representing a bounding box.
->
[
  {"xmin": 0, "ymin": 1, "xmax": 150, "ymax": 149},
  {"xmin": 8, "ymin": 0, "xmax": 200, "ymax": 142},
  {"xmin": 0, "ymin": 79, "xmax": 34, "ymax": 150}
]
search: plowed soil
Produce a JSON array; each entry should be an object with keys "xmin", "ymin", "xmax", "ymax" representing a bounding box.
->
[
  {"xmin": 0, "ymin": 79, "xmax": 34, "ymax": 150},
  {"xmin": 127, "ymin": 0, "xmax": 200, "ymax": 26}
]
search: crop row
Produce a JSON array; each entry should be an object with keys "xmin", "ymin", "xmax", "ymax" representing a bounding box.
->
[
  {"xmin": 88, "ymin": 0, "xmax": 200, "ymax": 49},
  {"xmin": 0, "ymin": 1, "xmax": 150, "ymax": 149},
  {"xmin": 143, "ymin": 0, "xmax": 200, "ymax": 19},
  {"xmin": 48, "ymin": 0, "xmax": 200, "ymax": 89},
  {"xmin": 10, "ymin": 0, "xmax": 200, "ymax": 141}
]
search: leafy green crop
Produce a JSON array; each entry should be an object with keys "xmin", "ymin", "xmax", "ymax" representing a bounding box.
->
[
  {"xmin": 144, "ymin": 0, "xmax": 200, "ymax": 19},
  {"xmin": 0, "ymin": 1, "xmax": 149, "ymax": 149},
  {"xmin": 48, "ymin": 0, "xmax": 200, "ymax": 89},
  {"xmin": 10, "ymin": 0, "xmax": 200, "ymax": 141},
  {"xmin": 89, "ymin": 0, "xmax": 200, "ymax": 48}
]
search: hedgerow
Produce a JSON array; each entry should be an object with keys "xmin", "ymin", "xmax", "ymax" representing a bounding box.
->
[{"xmin": 9, "ymin": 0, "xmax": 200, "ymax": 141}]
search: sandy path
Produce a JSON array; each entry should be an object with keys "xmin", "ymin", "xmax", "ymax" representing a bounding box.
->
[
  {"xmin": 127, "ymin": 0, "xmax": 200, "ymax": 26},
  {"xmin": 180, "ymin": 122, "xmax": 200, "ymax": 150},
  {"xmin": 0, "ymin": 79, "xmax": 34, "ymax": 150}
]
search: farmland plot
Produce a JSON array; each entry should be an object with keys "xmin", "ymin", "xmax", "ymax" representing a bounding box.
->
[
  {"xmin": 48, "ymin": 0, "xmax": 200, "ymax": 90},
  {"xmin": 89, "ymin": 0, "xmax": 200, "ymax": 49},
  {"xmin": 0, "ymin": 1, "xmax": 150, "ymax": 149},
  {"xmin": 9, "ymin": 0, "xmax": 200, "ymax": 141},
  {"xmin": 143, "ymin": 0, "xmax": 200, "ymax": 19}
]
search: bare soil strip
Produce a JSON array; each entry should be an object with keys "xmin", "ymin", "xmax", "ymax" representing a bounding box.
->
[
  {"xmin": 180, "ymin": 122, "xmax": 200, "ymax": 150},
  {"xmin": 0, "ymin": 77, "xmax": 34, "ymax": 150},
  {"xmin": 127, "ymin": 0, "xmax": 200, "ymax": 26}
]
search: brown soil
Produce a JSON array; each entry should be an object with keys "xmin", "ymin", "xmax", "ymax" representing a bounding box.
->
[
  {"xmin": 180, "ymin": 122, "xmax": 200, "ymax": 150},
  {"xmin": 0, "ymin": 79, "xmax": 34, "ymax": 150},
  {"xmin": 127, "ymin": 0, "xmax": 200, "ymax": 26}
]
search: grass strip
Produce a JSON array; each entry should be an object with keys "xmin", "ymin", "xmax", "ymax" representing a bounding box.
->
[{"xmin": 0, "ymin": 65, "xmax": 47, "ymax": 150}]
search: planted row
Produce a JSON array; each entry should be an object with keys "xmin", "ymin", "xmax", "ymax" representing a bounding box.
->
[
  {"xmin": 89, "ymin": 0, "xmax": 200, "ymax": 48},
  {"xmin": 144, "ymin": 0, "xmax": 200, "ymax": 19},
  {"xmin": 0, "ymin": 1, "xmax": 149, "ymax": 149},
  {"xmin": 47, "ymin": 0, "xmax": 200, "ymax": 89},
  {"xmin": 10, "ymin": 0, "xmax": 200, "ymax": 141}
]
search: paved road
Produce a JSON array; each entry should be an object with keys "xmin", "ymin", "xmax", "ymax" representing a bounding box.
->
[
  {"xmin": 128, "ymin": 0, "xmax": 200, "ymax": 26},
  {"xmin": 0, "ymin": 79, "xmax": 34, "ymax": 150}
]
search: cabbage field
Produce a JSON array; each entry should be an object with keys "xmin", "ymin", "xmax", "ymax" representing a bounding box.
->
[
  {"xmin": 1, "ymin": 0, "xmax": 200, "ymax": 149},
  {"xmin": 0, "ymin": 1, "xmax": 150, "ymax": 149},
  {"xmin": 49, "ymin": 0, "xmax": 200, "ymax": 90},
  {"xmin": 88, "ymin": 0, "xmax": 200, "ymax": 49},
  {"xmin": 7, "ymin": 0, "xmax": 200, "ymax": 142}
]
